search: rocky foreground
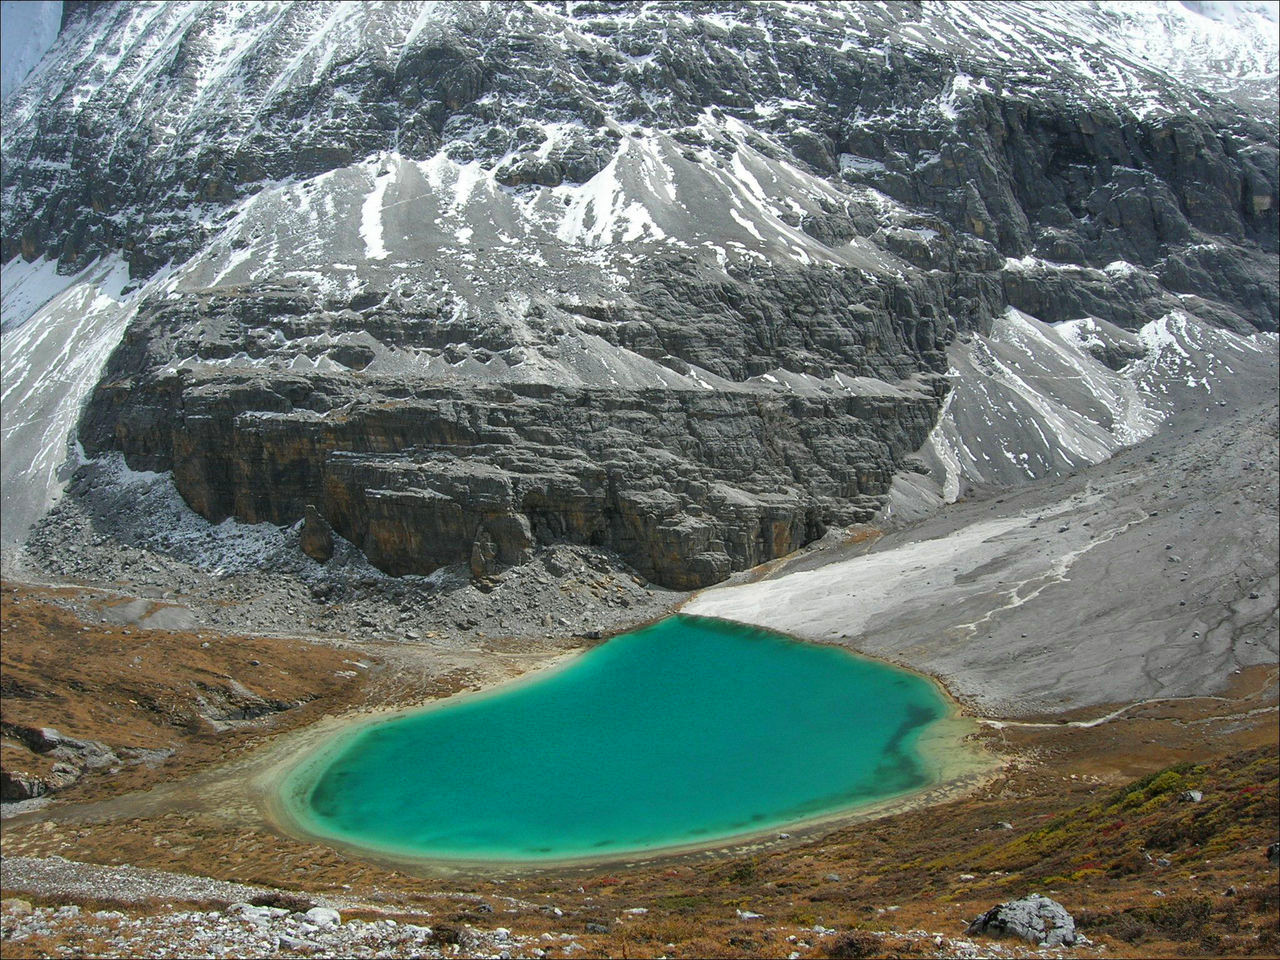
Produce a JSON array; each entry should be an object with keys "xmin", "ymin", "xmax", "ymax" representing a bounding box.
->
[{"xmin": 1, "ymin": 740, "xmax": 1276, "ymax": 958}]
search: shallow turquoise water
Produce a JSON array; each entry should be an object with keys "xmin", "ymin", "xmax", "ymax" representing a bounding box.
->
[{"xmin": 283, "ymin": 615, "xmax": 949, "ymax": 862}]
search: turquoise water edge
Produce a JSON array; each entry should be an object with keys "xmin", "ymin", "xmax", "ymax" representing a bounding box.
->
[{"xmin": 279, "ymin": 615, "xmax": 952, "ymax": 863}]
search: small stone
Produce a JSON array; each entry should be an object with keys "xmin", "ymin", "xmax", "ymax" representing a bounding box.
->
[
  {"xmin": 304, "ymin": 907, "xmax": 340, "ymax": 927},
  {"xmin": 1179, "ymin": 789, "xmax": 1203, "ymax": 803}
]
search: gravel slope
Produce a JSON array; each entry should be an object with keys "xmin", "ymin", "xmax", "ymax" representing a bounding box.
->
[{"xmin": 687, "ymin": 391, "xmax": 1280, "ymax": 716}]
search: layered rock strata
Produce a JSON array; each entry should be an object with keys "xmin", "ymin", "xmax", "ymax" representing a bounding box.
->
[
  {"xmin": 82, "ymin": 318, "xmax": 944, "ymax": 588},
  {"xmin": 3, "ymin": 1, "xmax": 1277, "ymax": 586}
]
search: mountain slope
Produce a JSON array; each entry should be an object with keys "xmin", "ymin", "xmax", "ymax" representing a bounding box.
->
[{"xmin": 1, "ymin": 0, "xmax": 1276, "ymax": 587}]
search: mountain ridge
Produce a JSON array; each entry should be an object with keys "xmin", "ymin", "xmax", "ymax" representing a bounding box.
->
[{"xmin": 2, "ymin": 0, "xmax": 1276, "ymax": 588}]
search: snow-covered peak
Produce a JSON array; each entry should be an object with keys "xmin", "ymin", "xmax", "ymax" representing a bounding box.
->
[{"xmin": 1105, "ymin": 1, "xmax": 1280, "ymax": 113}]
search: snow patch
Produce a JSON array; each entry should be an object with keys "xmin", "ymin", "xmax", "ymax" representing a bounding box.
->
[
  {"xmin": 1, "ymin": 0, "xmax": 61, "ymax": 102},
  {"xmin": 360, "ymin": 158, "xmax": 394, "ymax": 260},
  {"xmin": 1, "ymin": 257, "xmax": 92, "ymax": 332},
  {"xmin": 1, "ymin": 256, "xmax": 136, "ymax": 548}
]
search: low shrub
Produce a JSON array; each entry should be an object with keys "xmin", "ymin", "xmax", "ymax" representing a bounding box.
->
[{"xmin": 826, "ymin": 929, "xmax": 881, "ymax": 959}]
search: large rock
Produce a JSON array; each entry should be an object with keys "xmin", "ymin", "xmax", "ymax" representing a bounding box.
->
[
  {"xmin": 303, "ymin": 907, "xmax": 341, "ymax": 928},
  {"xmin": 967, "ymin": 894, "xmax": 1077, "ymax": 947},
  {"xmin": 299, "ymin": 504, "xmax": 334, "ymax": 564},
  {"xmin": 0, "ymin": 770, "xmax": 48, "ymax": 802}
]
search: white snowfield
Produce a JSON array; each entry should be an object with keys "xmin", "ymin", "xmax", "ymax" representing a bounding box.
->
[
  {"xmin": 1, "ymin": 256, "xmax": 133, "ymax": 548},
  {"xmin": 0, "ymin": 0, "xmax": 62, "ymax": 103}
]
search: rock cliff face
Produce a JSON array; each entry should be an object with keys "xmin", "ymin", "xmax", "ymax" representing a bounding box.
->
[
  {"xmin": 3, "ymin": 1, "xmax": 1277, "ymax": 585},
  {"xmin": 78, "ymin": 284, "xmax": 945, "ymax": 586}
]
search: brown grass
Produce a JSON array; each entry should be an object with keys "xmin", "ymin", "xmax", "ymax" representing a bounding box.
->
[
  {"xmin": 2, "ymin": 581, "xmax": 1277, "ymax": 959},
  {"xmin": 1, "ymin": 583, "xmax": 369, "ymax": 802}
]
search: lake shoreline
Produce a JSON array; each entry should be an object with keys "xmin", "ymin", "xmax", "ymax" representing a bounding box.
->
[{"xmin": 261, "ymin": 616, "xmax": 1001, "ymax": 875}]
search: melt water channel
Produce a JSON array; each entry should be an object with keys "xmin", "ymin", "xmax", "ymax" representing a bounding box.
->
[{"xmin": 277, "ymin": 615, "xmax": 960, "ymax": 864}]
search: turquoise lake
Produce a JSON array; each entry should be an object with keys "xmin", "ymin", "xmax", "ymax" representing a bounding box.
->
[{"xmin": 281, "ymin": 615, "xmax": 951, "ymax": 862}]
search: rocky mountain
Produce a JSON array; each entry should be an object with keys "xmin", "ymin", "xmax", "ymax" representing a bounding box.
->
[{"xmin": 2, "ymin": 0, "xmax": 1277, "ymax": 589}]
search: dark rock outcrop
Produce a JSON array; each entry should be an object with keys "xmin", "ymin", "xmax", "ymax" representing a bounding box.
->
[
  {"xmin": 0, "ymin": 770, "xmax": 49, "ymax": 802},
  {"xmin": 300, "ymin": 505, "xmax": 334, "ymax": 564},
  {"xmin": 0, "ymin": 723, "xmax": 119, "ymax": 801},
  {"xmin": 81, "ymin": 325, "xmax": 943, "ymax": 587}
]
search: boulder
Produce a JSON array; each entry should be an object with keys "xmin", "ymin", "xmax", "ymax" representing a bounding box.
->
[
  {"xmin": 0, "ymin": 770, "xmax": 47, "ymax": 802},
  {"xmin": 300, "ymin": 504, "xmax": 334, "ymax": 563},
  {"xmin": 229, "ymin": 902, "xmax": 288, "ymax": 923},
  {"xmin": 967, "ymin": 893, "xmax": 1076, "ymax": 947}
]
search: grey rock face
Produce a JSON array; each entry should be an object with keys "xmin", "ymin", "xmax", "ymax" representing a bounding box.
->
[
  {"xmin": 79, "ymin": 302, "xmax": 943, "ymax": 586},
  {"xmin": 0, "ymin": 723, "xmax": 120, "ymax": 801},
  {"xmin": 0, "ymin": 770, "xmax": 49, "ymax": 802},
  {"xmin": 5, "ymin": 4, "xmax": 1274, "ymax": 320},
  {"xmin": 967, "ymin": 893, "xmax": 1077, "ymax": 947},
  {"xmin": 3, "ymin": 2, "xmax": 1277, "ymax": 586}
]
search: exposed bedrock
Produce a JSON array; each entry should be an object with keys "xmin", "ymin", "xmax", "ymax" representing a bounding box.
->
[
  {"xmin": 81, "ymin": 365, "xmax": 942, "ymax": 589},
  {"xmin": 12, "ymin": 1, "xmax": 1276, "ymax": 590},
  {"xmin": 74, "ymin": 261, "xmax": 961, "ymax": 589},
  {"xmin": 4, "ymin": 5, "xmax": 1275, "ymax": 331}
]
